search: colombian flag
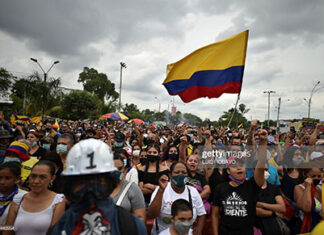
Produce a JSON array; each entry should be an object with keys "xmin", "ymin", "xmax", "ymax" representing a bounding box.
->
[{"xmin": 163, "ymin": 30, "xmax": 248, "ymax": 103}]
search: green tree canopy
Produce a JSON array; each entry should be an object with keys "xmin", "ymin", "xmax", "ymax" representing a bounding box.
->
[
  {"xmin": 219, "ymin": 103, "xmax": 249, "ymax": 129},
  {"xmin": 123, "ymin": 103, "xmax": 141, "ymax": 119},
  {"xmin": 61, "ymin": 91, "xmax": 103, "ymax": 120},
  {"xmin": 10, "ymin": 72, "xmax": 62, "ymax": 116},
  {"xmin": 78, "ymin": 67, "xmax": 119, "ymax": 102},
  {"xmin": 0, "ymin": 68, "xmax": 12, "ymax": 95}
]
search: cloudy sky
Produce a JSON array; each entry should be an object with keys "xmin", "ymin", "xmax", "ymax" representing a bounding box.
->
[{"xmin": 1, "ymin": 0, "xmax": 324, "ymax": 122}]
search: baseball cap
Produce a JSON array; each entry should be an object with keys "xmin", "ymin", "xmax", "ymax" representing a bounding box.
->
[{"xmin": 114, "ymin": 132, "xmax": 125, "ymax": 142}]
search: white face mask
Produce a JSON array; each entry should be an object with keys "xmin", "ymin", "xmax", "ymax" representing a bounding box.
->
[
  {"xmin": 132, "ymin": 150, "xmax": 140, "ymax": 157},
  {"xmin": 264, "ymin": 170, "xmax": 270, "ymax": 180}
]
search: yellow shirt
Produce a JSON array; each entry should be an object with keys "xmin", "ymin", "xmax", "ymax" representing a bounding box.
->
[{"xmin": 21, "ymin": 157, "xmax": 39, "ymax": 183}]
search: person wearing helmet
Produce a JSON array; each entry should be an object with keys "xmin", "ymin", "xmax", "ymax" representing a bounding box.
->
[{"xmin": 50, "ymin": 139, "xmax": 146, "ymax": 235}]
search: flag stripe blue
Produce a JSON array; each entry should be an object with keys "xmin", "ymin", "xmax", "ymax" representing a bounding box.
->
[{"xmin": 163, "ymin": 66, "xmax": 244, "ymax": 95}]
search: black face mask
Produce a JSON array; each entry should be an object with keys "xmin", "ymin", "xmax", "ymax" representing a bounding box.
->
[
  {"xmin": 147, "ymin": 154, "xmax": 158, "ymax": 162},
  {"xmin": 169, "ymin": 153, "xmax": 179, "ymax": 161},
  {"xmin": 140, "ymin": 158, "xmax": 147, "ymax": 165},
  {"xmin": 45, "ymin": 128, "xmax": 51, "ymax": 131},
  {"xmin": 313, "ymin": 179, "xmax": 320, "ymax": 186}
]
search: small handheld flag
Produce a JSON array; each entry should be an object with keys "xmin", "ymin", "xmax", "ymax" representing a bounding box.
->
[{"xmin": 163, "ymin": 30, "xmax": 249, "ymax": 103}]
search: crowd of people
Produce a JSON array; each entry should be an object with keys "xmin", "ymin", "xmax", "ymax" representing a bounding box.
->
[{"xmin": 0, "ymin": 110, "xmax": 324, "ymax": 235}]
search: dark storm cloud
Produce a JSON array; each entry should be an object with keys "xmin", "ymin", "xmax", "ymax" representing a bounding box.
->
[
  {"xmin": 0, "ymin": 0, "xmax": 189, "ymax": 62},
  {"xmin": 213, "ymin": 0, "xmax": 324, "ymax": 53}
]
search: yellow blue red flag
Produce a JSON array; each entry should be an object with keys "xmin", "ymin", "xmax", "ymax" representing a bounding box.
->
[{"xmin": 163, "ymin": 30, "xmax": 249, "ymax": 103}]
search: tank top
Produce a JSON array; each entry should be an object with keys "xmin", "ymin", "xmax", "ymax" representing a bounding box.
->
[{"xmin": 14, "ymin": 193, "xmax": 64, "ymax": 235}]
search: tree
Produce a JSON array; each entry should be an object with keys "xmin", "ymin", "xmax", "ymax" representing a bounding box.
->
[
  {"xmin": 0, "ymin": 68, "xmax": 12, "ymax": 95},
  {"xmin": 60, "ymin": 91, "xmax": 103, "ymax": 120},
  {"xmin": 10, "ymin": 72, "xmax": 62, "ymax": 116},
  {"xmin": 78, "ymin": 67, "xmax": 119, "ymax": 102},
  {"xmin": 123, "ymin": 103, "xmax": 141, "ymax": 119},
  {"xmin": 238, "ymin": 103, "xmax": 250, "ymax": 116},
  {"xmin": 219, "ymin": 106, "xmax": 248, "ymax": 129}
]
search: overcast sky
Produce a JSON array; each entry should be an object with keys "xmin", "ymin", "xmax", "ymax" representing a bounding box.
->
[{"xmin": 1, "ymin": 0, "xmax": 324, "ymax": 122}]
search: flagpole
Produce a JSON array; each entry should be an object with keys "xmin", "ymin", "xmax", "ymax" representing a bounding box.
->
[{"xmin": 227, "ymin": 93, "xmax": 240, "ymax": 127}]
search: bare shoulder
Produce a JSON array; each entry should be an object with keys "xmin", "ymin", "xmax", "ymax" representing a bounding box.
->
[
  {"xmin": 138, "ymin": 165, "xmax": 145, "ymax": 171},
  {"xmin": 159, "ymin": 164, "xmax": 169, "ymax": 172}
]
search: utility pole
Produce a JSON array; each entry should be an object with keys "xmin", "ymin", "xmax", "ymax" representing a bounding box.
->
[
  {"xmin": 304, "ymin": 81, "xmax": 322, "ymax": 118},
  {"xmin": 263, "ymin": 90, "xmax": 276, "ymax": 127},
  {"xmin": 276, "ymin": 97, "xmax": 281, "ymax": 133},
  {"xmin": 30, "ymin": 58, "xmax": 59, "ymax": 120},
  {"xmin": 119, "ymin": 62, "xmax": 126, "ymax": 112}
]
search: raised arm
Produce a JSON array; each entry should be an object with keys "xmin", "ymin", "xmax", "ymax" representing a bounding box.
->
[
  {"xmin": 148, "ymin": 175, "xmax": 168, "ymax": 218},
  {"xmin": 254, "ymin": 128, "xmax": 268, "ymax": 187}
]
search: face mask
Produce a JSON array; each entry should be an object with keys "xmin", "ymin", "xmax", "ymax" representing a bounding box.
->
[
  {"xmin": 56, "ymin": 144, "xmax": 68, "ymax": 154},
  {"xmin": 147, "ymin": 154, "xmax": 158, "ymax": 162},
  {"xmin": 171, "ymin": 174, "xmax": 187, "ymax": 188},
  {"xmin": 264, "ymin": 170, "xmax": 270, "ymax": 180},
  {"xmin": 188, "ymin": 133, "xmax": 193, "ymax": 138},
  {"xmin": 140, "ymin": 158, "xmax": 147, "ymax": 165},
  {"xmin": 114, "ymin": 141, "xmax": 123, "ymax": 147},
  {"xmin": 133, "ymin": 150, "xmax": 140, "ymax": 157},
  {"xmin": 313, "ymin": 179, "xmax": 320, "ymax": 186},
  {"xmin": 228, "ymin": 174, "xmax": 245, "ymax": 185},
  {"xmin": 3, "ymin": 157, "xmax": 21, "ymax": 163},
  {"xmin": 174, "ymin": 221, "xmax": 193, "ymax": 235},
  {"xmin": 228, "ymin": 133, "xmax": 233, "ymax": 137},
  {"xmin": 169, "ymin": 153, "xmax": 179, "ymax": 161},
  {"xmin": 76, "ymin": 133, "xmax": 81, "ymax": 137},
  {"xmin": 45, "ymin": 128, "xmax": 51, "ymax": 131},
  {"xmin": 123, "ymin": 159, "xmax": 127, "ymax": 167},
  {"xmin": 42, "ymin": 144, "xmax": 51, "ymax": 150},
  {"xmin": 292, "ymin": 158, "xmax": 304, "ymax": 167},
  {"xmin": 31, "ymin": 141, "xmax": 37, "ymax": 147}
]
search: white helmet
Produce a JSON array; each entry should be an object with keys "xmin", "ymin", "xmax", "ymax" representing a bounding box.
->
[{"xmin": 62, "ymin": 138, "xmax": 116, "ymax": 176}]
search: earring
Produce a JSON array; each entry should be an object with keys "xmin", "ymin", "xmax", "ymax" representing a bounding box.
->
[{"xmin": 49, "ymin": 182, "xmax": 53, "ymax": 188}]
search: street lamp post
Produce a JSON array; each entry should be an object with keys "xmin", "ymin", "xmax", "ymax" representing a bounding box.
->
[
  {"xmin": 304, "ymin": 81, "xmax": 321, "ymax": 118},
  {"xmin": 155, "ymin": 97, "xmax": 161, "ymax": 113},
  {"xmin": 119, "ymin": 62, "xmax": 127, "ymax": 112},
  {"xmin": 30, "ymin": 58, "xmax": 59, "ymax": 120},
  {"xmin": 263, "ymin": 90, "xmax": 276, "ymax": 127}
]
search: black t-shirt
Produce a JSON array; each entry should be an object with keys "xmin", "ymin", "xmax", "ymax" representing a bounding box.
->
[
  {"xmin": 138, "ymin": 169, "xmax": 170, "ymax": 203},
  {"xmin": 209, "ymin": 168, "xmax": 225, "ymax": 203},
  {"xmin": 213, "ymin": 177, "xmax": 260, "ymax": 235},
  {"xmin": 30, "ymin": 147, "xmax": 47, "ymax": 159},
  {"xmin": 281, "ymin": 168, "xmax": 297, "ymax": 200},
  {"xmin": 187, "ymin": 172, "xmax": 207, "ymax": 188},
  {"xmin": 256, "ymin": 183, "xmax": 282, "ymax": 235}
]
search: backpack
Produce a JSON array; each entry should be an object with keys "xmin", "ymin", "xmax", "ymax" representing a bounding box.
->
[{"xmin": 117, "ymin": 206, "xmax": 139, "ymax": 235}]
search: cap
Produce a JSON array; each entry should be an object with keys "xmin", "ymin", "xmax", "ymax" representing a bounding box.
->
[
  {"xmin": 114, "ymin": 132, "xmax": 125, "ymax": 142},
  {"xmin": 6, "ymin": 141, "xmax": 30, "ymax": 160},
  {"xmin": 0, "ymin": 129, "xmax": 12, "ymax": 139}
]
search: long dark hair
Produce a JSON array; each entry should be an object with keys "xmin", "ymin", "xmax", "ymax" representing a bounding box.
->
[
  {"xmin": 32, "ymin": 160, "xmax": 56, "ymax": 176},
  {"xmin": 144, "ymin": 145, "xmax": 161, "ymax": 181}
]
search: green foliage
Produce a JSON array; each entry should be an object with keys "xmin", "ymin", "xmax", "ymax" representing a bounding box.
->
[
  {"xmin": 0, "ymin": 68, "xmax": 13, "ymax": 95},
  {"xmin": 60, "ymin": 90, "xmax": 103, "ymax": 120},
  {"xmin": 10, "ymin": 72, "xmax": 62, "ymax": 116},
  {"xmin": 78, "ymin": 67, "xmax": 119, "ymax": 101},
  {"xmin": 123, "ymin": 103, "xmax": 141, "ymax": 119},
  {"xmin": 219, "ymin": 103, "xmax": 249, "ymax": 128}
]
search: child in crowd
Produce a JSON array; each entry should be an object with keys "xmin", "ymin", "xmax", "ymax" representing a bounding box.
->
[
  {"xmin": 159, "ymin": 199, "xmax": 193, "ymax": 235},
  {"xmin": 0, "ymin": 162, "xmax": 27, "ymax": 225}
]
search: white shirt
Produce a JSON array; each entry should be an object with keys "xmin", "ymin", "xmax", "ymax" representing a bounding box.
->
[
  {"xmin": 125, "ymin": 167, "xmax": 138, "ymax": 184},
  {"xmin": 150, "ymin": 183, "xmax": 206, "ymax": 235},
  {"xmin": 159, "ymin": 227, "xmax": 193, "ymax": 235},
  {"xmin": 0, "ymin": 189, "xmax": 27, "ymax": 225}
]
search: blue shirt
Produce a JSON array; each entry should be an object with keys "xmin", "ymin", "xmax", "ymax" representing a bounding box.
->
[{"xmin": 246, "ymin": 159, "xmax": 280, "ymax": 185}]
